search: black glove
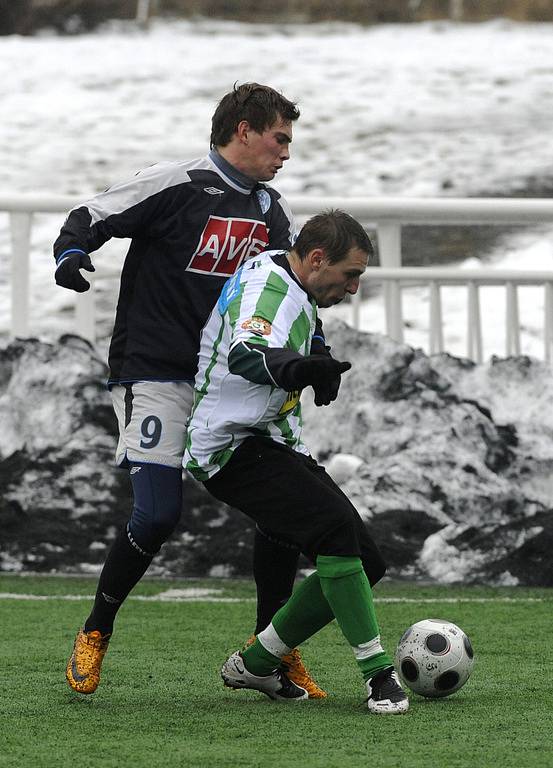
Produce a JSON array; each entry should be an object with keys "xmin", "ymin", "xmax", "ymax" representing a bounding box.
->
[
  {"xmin": 293, "ymin": 354, "xmax": 352, "ymax": 407},
  {"xmin": 55, "ymin": 252, "xmax": 95, "ymax": 292}
]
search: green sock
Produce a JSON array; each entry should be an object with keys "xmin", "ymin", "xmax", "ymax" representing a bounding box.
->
[
  {"xmin": 271, "ymin": 572, "xmax": 334, "ymax": 648},
  {"xmin": 241, "ymin": 638, "xmax": 281, "ymax": 677},
  {"xmin": 316, "ymin": 555, "xmax": 392, "ymax": 681},
  {"xmin": 242, "ymin": 572, "xmax": 334, "ymax": 676}
]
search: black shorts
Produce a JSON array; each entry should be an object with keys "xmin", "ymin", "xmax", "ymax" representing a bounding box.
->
[{"xmin": 205, "ymin": 436, "xmax": 386, "ymax": 585}]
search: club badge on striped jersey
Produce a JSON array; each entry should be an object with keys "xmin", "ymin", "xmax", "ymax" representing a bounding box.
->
[{"xmin": 241, "ymin": 316, "xmax": 272, "ymax": 336}]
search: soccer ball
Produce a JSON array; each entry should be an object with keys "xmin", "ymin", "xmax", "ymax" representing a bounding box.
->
[{"xmin": 395, "ymin": 619, "xmax": 474, "ymax": 699}]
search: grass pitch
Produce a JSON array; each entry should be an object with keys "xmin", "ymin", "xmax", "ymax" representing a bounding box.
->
[{"xmin": 1, "ymin": 575, "xmax": 551, "ymax": 768}]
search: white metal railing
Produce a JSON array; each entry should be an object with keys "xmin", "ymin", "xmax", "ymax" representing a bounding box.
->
[
  {"xmin": 352, "ymin": 268, "xmax": 553, "ymax": 363},
  {"xmin": 3, "ymin": 193, "xmax": 553, "ymax": 362}
]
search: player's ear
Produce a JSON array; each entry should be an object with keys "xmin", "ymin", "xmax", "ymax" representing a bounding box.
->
[
  {"xmin": 309, "ymin": 248, "xmax": 325, "ymax": 270},
  {"xmin": 236, "ymin": 120, "xmax": 251, "ymax": 144}
]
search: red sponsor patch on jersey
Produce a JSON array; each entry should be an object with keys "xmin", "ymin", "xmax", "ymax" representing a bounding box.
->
[
  {"xmin": 241, "ymin": 316, "xmax": 272, "ymax": 336},
  {"xmin": 187, "ymin": 216, "xmax": 270, "ymax": 276}
]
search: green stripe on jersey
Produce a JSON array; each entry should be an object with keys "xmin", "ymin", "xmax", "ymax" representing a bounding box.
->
[
  {"xmin": 286, "ymin": 308, "xmax": 313, "ymax": 352},
  {"xmin": 193, "ymin": 313, "xmax": 227, "ymax": 408},
  {"xmin": 273, "ymin": 413, "xmax": 298, "ymax": 447},
  {"xmin": 208, "ymin": 444, "xmax": 235, "ymax": 474},
  {"xmin": 253, "ymin": 271, "xmax": 289, "ymax": 323},
  {"xmin": 183, "ymin": 429, "xmax": 211, "ymax": 482}
]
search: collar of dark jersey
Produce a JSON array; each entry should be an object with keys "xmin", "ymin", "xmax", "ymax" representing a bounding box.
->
[{"xmin": 209, "ymin": 149, "xmax": 258, "ymax": 192}]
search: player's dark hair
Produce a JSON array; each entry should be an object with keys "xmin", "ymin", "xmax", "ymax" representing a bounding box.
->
[
  {"xmin": 294, "ymin": 210, "xmax": 373, "ymax": 264},
  {"xmin": 210, "ymin": 83, "xmax": 300, "ymax": 148}
]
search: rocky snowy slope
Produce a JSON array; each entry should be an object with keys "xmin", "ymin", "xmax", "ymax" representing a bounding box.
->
[
  {"xmin": 303, "ymin": 321, "xmax": 553, "ymax": 585},
  {"xmin": 1, "ymin": 327, "xmax": 552, "ymax": 584}
]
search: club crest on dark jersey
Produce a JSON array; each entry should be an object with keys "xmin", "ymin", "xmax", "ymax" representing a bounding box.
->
[{"xmin": 187, "ymin": 216, "xmax": 270, "ymax": 276}]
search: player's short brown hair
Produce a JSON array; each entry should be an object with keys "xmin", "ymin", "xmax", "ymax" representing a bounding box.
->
[
  {"xmin": 210, "ymin": 83, "xmax": 300, "ymax": 148},
  {"xmin": 294, "ymin": 210, "xmax": 373, "ymax": 264}
]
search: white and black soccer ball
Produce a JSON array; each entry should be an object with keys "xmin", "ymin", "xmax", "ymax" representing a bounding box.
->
[{"xmin": 395, "ymin": 619, "xmax": 474, "ymax": 699}]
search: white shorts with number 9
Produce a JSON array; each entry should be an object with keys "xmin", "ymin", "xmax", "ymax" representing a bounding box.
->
[{"xmin": 111, "ymin": 381, "xmax": 195, "ymax": 469}]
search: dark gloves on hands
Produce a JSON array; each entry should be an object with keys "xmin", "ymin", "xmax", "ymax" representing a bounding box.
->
[
  {"xmin": 293, "ymin": 354, "xmax": 352, "ymax": 406},
  {"xmin": 55, "ymin": 252, "xmax": 95, "ymax": 292}
]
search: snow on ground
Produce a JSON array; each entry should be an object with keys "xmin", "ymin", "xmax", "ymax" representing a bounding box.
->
[{"xmin": 1, "ymin": 18, "xmax": 553, "ymax": 356}]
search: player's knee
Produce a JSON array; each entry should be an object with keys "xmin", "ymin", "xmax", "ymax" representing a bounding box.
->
[
  {"xmin": 358, "ymin": 530, "xmax": 387, "ymax": 586},
  {"xmin": 362, "ymin": 554, "xmax": 387, "ymax": 587},
  {"xmin": 314, "ymin": 511, "xmax": 360, "ymax": 557},
  {"xmin": 129, "ymin": 463, "xmax": 183, "ymax": 554},
  {"xmin": 130, "ymin": 494, "xmax": 182, "ymax": 553},
  {"xmin": 152, "ymin": 495, "xmax": 182, "ymax": 542}
]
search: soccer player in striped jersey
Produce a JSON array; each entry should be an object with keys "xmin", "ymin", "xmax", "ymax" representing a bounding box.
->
[{"xmin": 185, "ymin": 211, "xmax": 409, "ymax": 713}]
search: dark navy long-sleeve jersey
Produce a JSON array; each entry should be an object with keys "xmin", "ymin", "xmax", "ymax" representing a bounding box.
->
[{"xmin": 53, "ymin": 150, "xmax": 299, "ymax": 384}]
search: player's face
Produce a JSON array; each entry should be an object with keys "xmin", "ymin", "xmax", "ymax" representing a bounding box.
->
[
  {"xmin": 309, "ymin": 246, "xmax": 368, "ymax": 308},
  {"xmin": 244, "ymin": 117, "xmax": 293, "ymax": 181}
]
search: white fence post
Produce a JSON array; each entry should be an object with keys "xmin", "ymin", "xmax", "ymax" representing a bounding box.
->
[
  {"xmin": 467, "ymin": 281, "xmax": 483, "ymax": 363},
  {"xmin": 505, "ymin": 281, "xmax": 521, "ymax": 356},
  {"xmin": 545, "ymin": 282, "xmax": 553, "ymax": 363},
  {"xmin": 429, "ymin": 280, "xmax": 444, "ymax": 354},
  {"xmin": 377, "ymin": 222, "xmax": 403, "ymax": 343},
  {"xmin": 388, "ymin": 280, "xmax": 404, "ymax": 343},
  {"xmin": 10, "ymin": 212, "xmax": 32, "ymax": 338}
]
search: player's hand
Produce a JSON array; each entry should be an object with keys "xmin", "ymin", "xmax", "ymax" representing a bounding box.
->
[
  {"xmin": 294, "ymin": 354, "xmax": 352, "ymax": 407},
  {"xmin": 312, "ymin": 358, "xmax": 351, "ymax": 406},
  {"xmin": 55, "ymin": 252, "xmax": 95, "ymax": 292}
]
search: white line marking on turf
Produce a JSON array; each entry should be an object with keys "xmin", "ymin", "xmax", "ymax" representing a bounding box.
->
[
  {"xmin": 0, "ymin": 592, "xmax": 249, "ymax": 602},
  {"xmin": 0, "ymin": 592, "xmax": 548, "ymax": 603},
  {"xmin": 158, "ymin": 588, "xmax": 221, "ymax": 598},
  {"xmin": 374, "ymin": 597, "xmax": 549, "ymax": 603}
]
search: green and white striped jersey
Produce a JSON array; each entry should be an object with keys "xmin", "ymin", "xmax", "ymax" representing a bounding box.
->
[{"xmin": 184, "ymin": 251, "xmax": 318, "ymax": 481}]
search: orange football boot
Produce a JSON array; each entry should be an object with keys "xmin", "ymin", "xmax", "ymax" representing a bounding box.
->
[{"xmin": 66, "ymin": 628, "xmax": 111, "ymax": 694}]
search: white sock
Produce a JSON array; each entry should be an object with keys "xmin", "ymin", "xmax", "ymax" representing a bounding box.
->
[{"xmin": 257, "ymin": 622, "xmax": 292, "ymax": 658}]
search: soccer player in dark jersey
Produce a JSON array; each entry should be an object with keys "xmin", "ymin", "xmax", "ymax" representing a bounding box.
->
[{"xmin": 54, "ymin": 83, "xmax": 326, "ymax": 698}]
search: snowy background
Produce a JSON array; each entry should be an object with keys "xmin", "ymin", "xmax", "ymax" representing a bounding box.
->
[
  {"xmin": 2, "ymin": 17, "xmax": 553, "ymax": 581},
  {"xmin": 1, "ymin": 17, "xmax": 553, "ymax": 357}
]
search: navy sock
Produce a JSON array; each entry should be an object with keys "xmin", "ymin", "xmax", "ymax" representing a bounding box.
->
[{"xmin": 84, "ymin": 526, "xmax": 152, "ymax": 635}]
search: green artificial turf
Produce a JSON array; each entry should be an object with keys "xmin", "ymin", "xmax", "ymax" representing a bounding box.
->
[{"xmin": 1, "ymin": 575, "xmax": 551, "ymax": 768}]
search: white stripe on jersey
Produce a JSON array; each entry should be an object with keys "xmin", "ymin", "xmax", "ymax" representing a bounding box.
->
[
  {"xmin": 185, "ymin": 251, "xmax": 316, "ymax": 480},
  {"xmin": 75, "ymin": 157, "xmax": 208, "ymax": 225}
]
